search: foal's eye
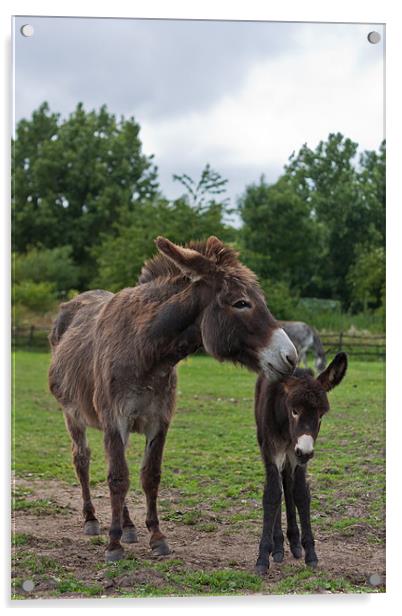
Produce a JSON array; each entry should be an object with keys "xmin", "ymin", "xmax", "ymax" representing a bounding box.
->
[
  {"xmin": 232, "ymin": 300, "xmax": 252, "ymax": 309},
  {"xmin": 291, "ymin": 409, "xmax": 299, "ymax": 418}
]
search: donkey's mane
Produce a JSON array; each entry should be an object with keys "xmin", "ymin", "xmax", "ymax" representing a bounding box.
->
[{"xmin": 139, "ymin": 239, "xmax": 256, "ymax": 285}]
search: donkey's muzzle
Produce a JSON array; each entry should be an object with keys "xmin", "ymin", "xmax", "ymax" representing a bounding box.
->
[{"xmin": 259, "ymin": 328, "xmax": 298, "ymax": 381}]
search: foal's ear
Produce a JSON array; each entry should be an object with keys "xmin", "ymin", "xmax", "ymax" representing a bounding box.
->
[
  {"xmin": 155, "ymin": 237, "xmax": 216, "ymax": 280},
  {"xmin": 317, "ymin": 352, "xmax": 348, "ymax": 392}
]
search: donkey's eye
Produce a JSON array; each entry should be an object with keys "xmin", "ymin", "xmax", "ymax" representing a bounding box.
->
[
  {"xmin": 292, "ymin": 409, "xmax": 299, "ymax": 418},
  {"xmin": 232, "ymin": 300, "xmax": 252, "ymax": 310}
]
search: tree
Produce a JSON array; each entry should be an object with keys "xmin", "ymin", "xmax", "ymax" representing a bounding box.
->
[
  {"xmin": 173, "ymin": 164, "xmax": 230, "ymax": 212},
  {"xmin": 238, "ymin": 175, "xmax": 323, "ymax": 296},
  {"xmin": 92, "ymin": 197, "xmax": 234, "ymax": 292},
  {"xmin": 284, "ymin": 133, "xmax": 385, "ymax": 306},
  {"xmin": 346, "ymin": 245, "xmax": 385, "ymax": 312},
  {"xmin": 14, "ymin": 245, "xmax": 80, "ymax": 296},
  {"xmin": 12, "ymin": 102, "xmax": 159, "ymax": 286}
]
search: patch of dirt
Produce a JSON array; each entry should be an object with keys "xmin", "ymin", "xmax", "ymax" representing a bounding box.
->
[{"xmin": 11, "ymin": 477, "xmax": 385, "ymax": 599}]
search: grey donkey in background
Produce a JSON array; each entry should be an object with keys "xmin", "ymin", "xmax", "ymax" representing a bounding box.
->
[{"xmin": 279, "ymin": 321, "xmax": 326, "ymax": 372}]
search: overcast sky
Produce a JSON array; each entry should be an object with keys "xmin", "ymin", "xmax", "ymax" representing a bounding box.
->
[{"xmin": 13, "ymin": 17, "xmax": 384, "ymax": 212}]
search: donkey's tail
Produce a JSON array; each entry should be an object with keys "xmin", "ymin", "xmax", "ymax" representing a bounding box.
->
[{"xmin": 48, "ymin": 300, "xmax": 79, "ymax": 349}]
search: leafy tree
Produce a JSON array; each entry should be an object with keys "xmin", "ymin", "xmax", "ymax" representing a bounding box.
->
[
  {"xmin": 259, "ymin": 278, "xmax": 298, "ymax": 321},
  {"xmin": 346, "ymin": 245, "xmax": 385, "ymax": 312},
  {"xmin": 93, "ymin": 197, "xmax": 234, "ymax": 291},
  {"xmin": 173, "ymin": 163, "xmax": 230, "ymax": 212},
  {"xmin": 238, "ymin": 176, "xmax": 323, "ymax": 295},
  {"xmin": 14, "ymin": 245, "xmax": 79, "ymax": 296},
  {"xmin": 12, "ymin": 102, "xmax": 159, "ymax": 286},
  {"xmin": 13, "ymin": 281, "xmax": 57, "ymax": 316},
  {"xmin": 284, "ymin": 133, "xmax": 385, "ymax": 306}
]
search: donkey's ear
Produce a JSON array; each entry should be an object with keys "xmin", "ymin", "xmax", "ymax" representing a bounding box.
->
[
  {"xmin": 206, "ymin": 236, "xmax": 224, "ymax": 251},
  {"xmin": 155, "ymin": 237, "xmax": 216, "ymax": 280},
  {"xmin": 317, "ymin": 352, "xmax": 348, "ymax": 392}
]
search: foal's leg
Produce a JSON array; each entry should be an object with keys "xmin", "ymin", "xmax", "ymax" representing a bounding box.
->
[
  {"xmin": 141, "ymin": 425, "xmax": 171, "ymax": 556},
  {"xmin": 64, "ymin": 413, "xmax": 100, "ymax": 536},
  {"xmin": 272, "ymin": 501, "xmax": 285, "ymax": 563},
  {"xmin": 293, "ymin": 465, "xmax": 318, "ymax": 567},
  {"xmin": 104, "ymin": 429, "xmax": 130, "ymax": 562},
  {"xmin": 283, "ymin": 463, "xmax": 302, "ymax": 558},
  {"xmin": 255, "ymin": 463, "xmax": 282, "ymax": 575}
]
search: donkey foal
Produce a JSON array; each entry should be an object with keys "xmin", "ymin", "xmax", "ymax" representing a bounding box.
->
[{"xmin": 254, "ymin": 353, "xmax": 348, "ymax": 574}]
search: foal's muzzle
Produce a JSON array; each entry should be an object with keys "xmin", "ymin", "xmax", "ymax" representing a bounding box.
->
[
  {"xmin": 295, "ymin": 434, "xmax": 315, "ymax": 464},
  {"xmin": 295, "ymin": 449, "xmax": 314, "ymax": 464}
]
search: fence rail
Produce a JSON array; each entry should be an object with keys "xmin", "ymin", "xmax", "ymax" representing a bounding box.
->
[
  {"xmin": 320, "ymin": 332, "xmax": 385, "ymax": 359},
  {"xmin": 12, "ymin": 326, "xmax": 386, "ymax": 359}
]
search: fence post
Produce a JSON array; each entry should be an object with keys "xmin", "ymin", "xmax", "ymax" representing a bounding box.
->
[
  {"xmin": 28, "ymin": 325, "xmax": 35, "ymax": 347},
  {"xmin": 339, "ymin": 331, "xmax": 343, "ymax": 352}
]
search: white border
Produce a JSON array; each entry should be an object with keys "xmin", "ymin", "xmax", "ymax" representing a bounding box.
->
[{"xmin": 2, "ymin": 1, "xmax": 401, "ymax": 614}]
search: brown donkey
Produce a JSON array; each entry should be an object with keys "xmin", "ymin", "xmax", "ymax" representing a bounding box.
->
[
  {"xmin": 48, "ymin": 236, "xmax": 297, "ymax": 563},
  {"xmin": 254, "ymin": 353, "xmax": 348, "ymax": 574}
]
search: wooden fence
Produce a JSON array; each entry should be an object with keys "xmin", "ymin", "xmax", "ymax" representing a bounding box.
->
[
  {"xmin": 12, "ymin": 326, "xmax": 386, "ymax": 359},
  {"xmin": 320, "ymin": 332, "xmax": 385, "ymax": 359}
]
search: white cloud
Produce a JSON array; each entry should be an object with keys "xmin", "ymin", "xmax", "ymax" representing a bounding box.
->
[{"xmin": 140, "ymin": 23, "xmax": 384, "ymax": 197}]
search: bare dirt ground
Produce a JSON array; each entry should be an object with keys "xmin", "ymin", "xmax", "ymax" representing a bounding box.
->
[{"xmin": 12, "ymin": 477, "xmax": 385, "ymax": 599}]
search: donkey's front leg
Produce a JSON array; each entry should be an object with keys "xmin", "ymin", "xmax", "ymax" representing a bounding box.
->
[
  {"xmin": 141, "ymin": 425, "xmax": 171, "ymax": 556},
  {"xmin": 293, "ymin": 465, "xmax": 318, "ymax": 567},
  {"xmin": 256, "ymin": 463, "xmax": 282, "ymax": 575},
  {"xmin": 104, "ymin": 429, "xmax": 130, "ymax": 562}
]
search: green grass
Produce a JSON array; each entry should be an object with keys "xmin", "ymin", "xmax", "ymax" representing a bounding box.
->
[{"xmin": 12, "ymin": 351, "xmax": 385, "ymax": 597}]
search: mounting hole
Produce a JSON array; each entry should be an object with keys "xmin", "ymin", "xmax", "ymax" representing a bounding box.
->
[
  {"xmin": 367, "ymin": 31, "xmax": 381, "ymax": 44},
  {"xmin": 20, "ymin": 24, "xmax": 34, "ymax": 38}
]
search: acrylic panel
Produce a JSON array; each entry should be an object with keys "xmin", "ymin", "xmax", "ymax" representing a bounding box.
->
[{"xmin": 12, "ymin": 16, "xmax": 385, "ymax": 600}]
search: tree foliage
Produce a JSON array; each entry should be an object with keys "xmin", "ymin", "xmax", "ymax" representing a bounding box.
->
[
  {"xmin": 12, "ymin": 102, "xmax": 159, "ymax": 285},
  {"xmin": 12, "ymin": 103, "xmax": 385, "ymax": 321},
  {"xmin": 239, "ymin": 133, "xmax": 385, "ymax": 311},
  {"xmin": 14, "ymin": 245, "xmax": 79, "ymax": 296},
  {"xmin": 93, "ymin": 197, "xmax": 234, "ymax": 291}
]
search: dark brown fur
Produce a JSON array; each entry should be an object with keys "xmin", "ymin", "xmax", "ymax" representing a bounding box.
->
[
  {"xmin": 48, "ymin": 236, "xmax": 297, "ymax": 562},
  {"xmin": 254, "ymin": 353, "xmax": 348, "ymax": 574}
]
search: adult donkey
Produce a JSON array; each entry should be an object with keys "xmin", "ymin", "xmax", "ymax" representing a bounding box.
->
[
  {"xmin": 279, "ymin": 321, "xmax": 326, "ymax": 372},
  {"xmin": 49, "ymin": 236, "xmax": 297, "ymax": 562}
]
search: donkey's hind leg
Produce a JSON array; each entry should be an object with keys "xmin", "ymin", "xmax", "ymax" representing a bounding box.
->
[
  {"xmin": 121, "ymin": 500, "xmax": 138, "ymax": 544},
  {"xmin": 141, "ymin": 425, "xmax": 171, "ymax": 556},
  {"xmin": 64, "ymin": 413, "xmax": 100, "ymax": 536},
  {"xmin": 104, "ymin": 428, "xmax": 130, "ymax": 562}
]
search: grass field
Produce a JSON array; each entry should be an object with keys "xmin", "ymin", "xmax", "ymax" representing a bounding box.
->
[{"xmin": 12, "ymin": 351, "xmax": 385, "ymax": 599}]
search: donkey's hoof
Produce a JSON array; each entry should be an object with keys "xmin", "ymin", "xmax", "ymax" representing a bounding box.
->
[
  {"xmin": 121, "ymin": 526, "xmax": 138, "ymax": 544},
  {"xmin": 105, "ymin": 547, "xmax": 125, "ymax": 563},
  {"xmin": 255, "ymin": 563, "xmax": 268, "ymax": 576},
  {"xmin": 84, "ymin": 520, "xmax": 101, "ymax": 536},
  {"xmin": 272, "ymin": 551, "xmax": 284, "ymax": 563},
  {"xmin": 290, "ymin": 545, "xmax": 303, "ymax": 559},
  {"xmin": 151, "ymin": 539, "xmax": 171, "ymax": 557},
  {"xmin": 306, "ymin": 558, "xmax": 318, "ymax": 569}
]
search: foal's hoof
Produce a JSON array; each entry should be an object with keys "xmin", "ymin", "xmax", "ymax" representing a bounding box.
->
[
  {"xmin": 121, "ymin": 526, "xmax": 138, "ymax": 544},
  {"xmin": 84, "ymin": 520, "xmax": 101, "ymax": 536},
  {"xmin": 151, "ymin": 539, "xmax": 171, "ymax": 557},
  {"xmin": 306, "ymin": 558, "xmax": 318, "ymax": 569},
  {"xmin": 290, "ymin": 545, "xmax": 303, "ymax": 559},
  {"xmin": 255, "ymin": 563, "xmax": 268, "ymax": 576},
  {"xmin": 105, "ymin": 547, "xmax": 125, "ymax": 563},
  {"xmin": 272, "ymin": 551, "xmax": 284, "ymax": 563}
]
